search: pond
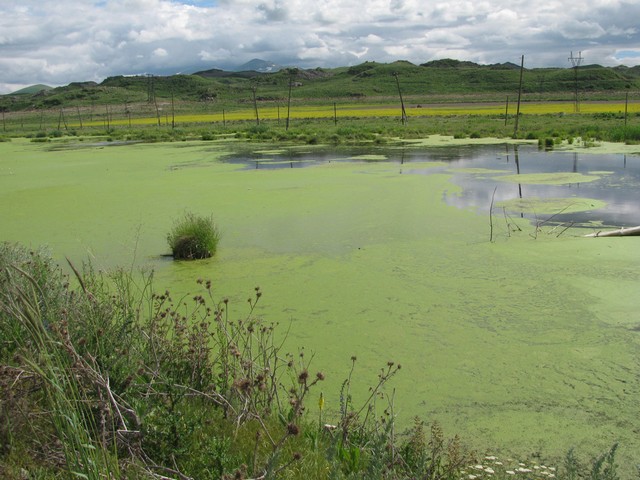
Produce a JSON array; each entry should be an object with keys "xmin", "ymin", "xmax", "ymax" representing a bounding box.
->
[
  {"xmin": 220, "ymin": 142, "xmax": 640, "ymax": 228},
  {"xmin": 1, "ymin": 138, "xmax": 639, "ymax": 470}
]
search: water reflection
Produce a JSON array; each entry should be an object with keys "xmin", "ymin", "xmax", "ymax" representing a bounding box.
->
[
  {"xmin": 441, "ymin": 144, "xmax": 640, "ymax": 228},
  {"xmin": 222, "ymin": 144, "xmax": 640, "ymax": 228}
]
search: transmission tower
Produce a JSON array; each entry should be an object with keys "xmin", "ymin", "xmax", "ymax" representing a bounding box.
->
[{"xmin": 568, "ymin": 51, "xmax": 583, "ymax": 112}]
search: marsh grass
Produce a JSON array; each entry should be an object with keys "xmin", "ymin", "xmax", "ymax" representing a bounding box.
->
[
  {"xmin": 167, "ymin": 211, "xmax": 220, "ymax": 260},
  {"xmin": 0, "ymin": 245, "xmax": 120, "ymax": 479}
]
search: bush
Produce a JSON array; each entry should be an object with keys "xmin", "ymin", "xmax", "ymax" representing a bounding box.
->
[
  {"xmin": 538, "ymin": 137, "xmax": 555, "ymax": 149},
  {"xmin": 167, "ymin": 211, "xmax": 220, "ymax": 260}
]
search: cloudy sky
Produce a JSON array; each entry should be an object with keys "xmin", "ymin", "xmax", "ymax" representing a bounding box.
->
[{"xmin": 1, "ymin": 0, "xmax": 639, "ymax": 94}]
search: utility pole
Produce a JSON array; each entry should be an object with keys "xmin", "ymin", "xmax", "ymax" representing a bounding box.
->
[
  {"xmin": 286, "ymin": 71, "xmax": 294, "ymax": 130},
  {"xmin": 251, "ymin": 82, "xmax": 260, "ymax": 125},
  {"xmin": 513, "ymin": 55, "xmax": 525, "ymax": 138},
  {"xmin": 568, "ymin": 51, "xmax": 583, "ymax": 112},
  {"xmin": 393, "ymin": 72, "xmax": 408, "ymax": 125}
]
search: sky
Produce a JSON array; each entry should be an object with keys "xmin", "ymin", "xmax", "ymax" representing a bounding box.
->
[{"xmin": 1, "ymin": 0, "xmax": 639, "ymax": 94}]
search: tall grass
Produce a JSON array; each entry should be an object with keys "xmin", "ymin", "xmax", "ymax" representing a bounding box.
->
[
  {"xmin": 0, "ymin": 245, "xmax": 120, "ymax": 478},
  {"xmin": 167, "ymin": 211, "xmax": 221, "ymax": 260}
]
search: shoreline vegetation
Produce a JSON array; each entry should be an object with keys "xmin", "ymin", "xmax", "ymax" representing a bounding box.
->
[{"xmin": 0, "ymin": 243, "xmax": 628, "ymax": 479}]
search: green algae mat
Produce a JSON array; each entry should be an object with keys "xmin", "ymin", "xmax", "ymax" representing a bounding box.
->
[{"xmin": 1, "ymin": 138, "xmax": 639, "ymax": 470}]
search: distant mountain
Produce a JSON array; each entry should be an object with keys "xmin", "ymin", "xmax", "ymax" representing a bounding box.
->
[
  {"xmin": 235, "ymin": 59, "xmax": 284, "ymax": 73},
  {"xmin": 10, "ymin": 84, "xmax": 53, "ymax": 95}
]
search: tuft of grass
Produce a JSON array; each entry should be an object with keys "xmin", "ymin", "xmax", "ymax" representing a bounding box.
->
[{"xmin": 167, "ymin": 211, "xmax": 220, "ymax": 260}]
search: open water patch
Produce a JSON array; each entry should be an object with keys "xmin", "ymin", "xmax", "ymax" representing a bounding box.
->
[{"xmin": 221, "ymin": 143, "xmax": 640, "ymax": 228}]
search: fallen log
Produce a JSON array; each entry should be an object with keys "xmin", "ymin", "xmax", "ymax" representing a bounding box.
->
[{"xmin": 585, "ymin": 226, "xmax": 640, "ymax": 237}]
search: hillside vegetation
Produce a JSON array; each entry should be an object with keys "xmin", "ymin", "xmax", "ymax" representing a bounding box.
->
[{"xmin": 2, "ymin": 59, "xmax": 640, "ymax": 112}]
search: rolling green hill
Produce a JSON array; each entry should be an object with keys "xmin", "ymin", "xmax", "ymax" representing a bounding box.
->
[{"xmin": 1, "ymin": 59, "xmax": 638, "ymax": 112}]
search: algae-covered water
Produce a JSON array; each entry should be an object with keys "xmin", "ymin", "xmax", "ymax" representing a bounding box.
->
[{"xmin": 1, "ymin": 138, "xmax": 639, "ymax": 469}]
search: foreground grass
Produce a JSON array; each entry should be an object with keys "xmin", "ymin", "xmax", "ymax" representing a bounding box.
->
[{"xmin": 0, "ymin": 243, "xmax": 634, "ymax": 479}]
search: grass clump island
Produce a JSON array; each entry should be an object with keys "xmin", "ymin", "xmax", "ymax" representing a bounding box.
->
[
  {"xmin": 0, "ymin": 242, "xmax": 631, "ymax": 479},
  {"xmin": 167, "ymin": 212, "xmax": 221, "ymax": 260}
]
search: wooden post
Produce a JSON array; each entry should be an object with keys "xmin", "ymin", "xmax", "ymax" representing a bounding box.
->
[
  {"xmin": 222, "ymin": 108, "xmax": 226, "ymax": 127},
  {"xmin": 154, "ymin": 98, "xmax": 161, "ymax": 127},
  {"xmin": 513, "ymin": 55, "xmax": 524, "ymax": 138},
  {"xmin": 252, "ymin": 84, "xmax": 260, "ymax": 125},
  {"xmin": 504, "ymin": 96, "xmax": 509, "ymax": 126},
  {"xmin": 125, "ymin": 103, "xmax": 131, "ymax": 128},
  {"xmin": 334, "ymin": 102, "xmax": 337, "ymax": 125},
  {"xmin": 286, "ymin": 73, "xmax": 293, "ymax": 131},
  {"xmin": 76, "ymin": 106, "xmax": 83, "ymax": 130},
  {"xmin": 171, "ymin": 89, "xmax": 175, "ymax": 129},
  {"xmin": 624, "ymin": 92, "xmax": 629, "ymax": 142}
]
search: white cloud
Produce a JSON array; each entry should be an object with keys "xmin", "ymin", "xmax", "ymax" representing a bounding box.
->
[
  {"xmin": 152, "ymin": 47, "xmax": 168, "ymax": 57},
  {"xmin": 0, "ymin": 0, "xmax": 639, "ymax": 93}
]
